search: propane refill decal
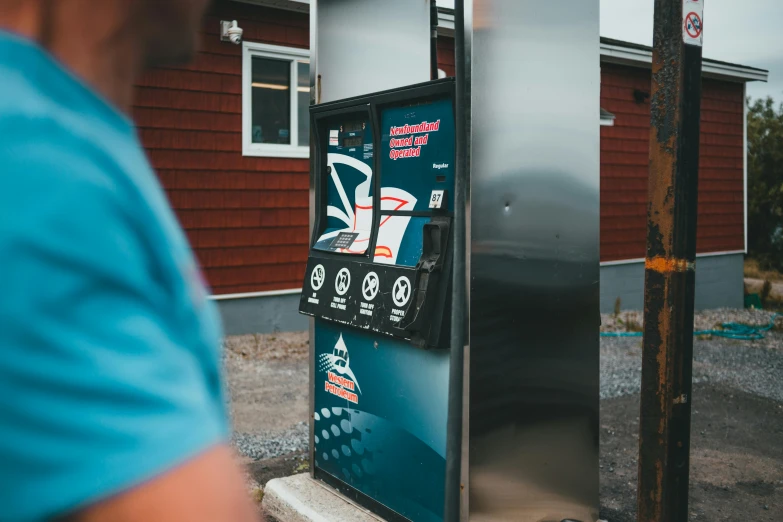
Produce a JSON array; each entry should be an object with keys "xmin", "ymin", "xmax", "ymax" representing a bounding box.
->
[{"xmin": 388, "ymin": 120, "xmax": 441, "ymax": 160}]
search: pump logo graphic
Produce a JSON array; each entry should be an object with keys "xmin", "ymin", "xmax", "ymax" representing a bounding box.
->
[
  {"xmin": 318, "ymin": 334, "xmax": 361, "ymax": 404},
  {"xmin": 315, "ymin": 153, "xmax": 417, "ymax": 264}
]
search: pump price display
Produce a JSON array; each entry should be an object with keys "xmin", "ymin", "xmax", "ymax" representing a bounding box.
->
[
  {"xmin": 299, "ymin": 257, "xmax": 418, "ymax": 340},
  {"xmin": 343, "ymin": 136, "xmax": 363, "ymax": 148},
  {"xmin": 429, "ymin": 190, "xmax": 445, "ymax": 209},
  {"xmin": 342, "ymin": 121, "xmax": 363, "ymax": 133}
]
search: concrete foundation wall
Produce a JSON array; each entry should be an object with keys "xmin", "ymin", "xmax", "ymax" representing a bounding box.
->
[
  {"xmin": 600, "ymin": 253, "xmax": 744, "ymax": 313},
  {"xmin": 215, "ymin": 254, "xmax": 744, "ymax": 334},
  {"xmin": 215, "ymin": 293, "xmax": 308, "ymax": 336}
]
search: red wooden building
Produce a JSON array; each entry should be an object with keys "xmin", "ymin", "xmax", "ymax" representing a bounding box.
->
[{"xmin": 133, "ymin": 1, "xmax": 768, "ymax": 334}]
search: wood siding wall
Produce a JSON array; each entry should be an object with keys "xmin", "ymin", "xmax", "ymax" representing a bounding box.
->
[
  {"xmin": 600, "ymin": 63, "xmax": 745, "ymax": 262},
  {"xmin": 134, "ymin": 2, "xmax": 310, "ymax": 295},
  {"xmin": 437, "ymin": 37, "xmax": 456, "ymax": 77}
]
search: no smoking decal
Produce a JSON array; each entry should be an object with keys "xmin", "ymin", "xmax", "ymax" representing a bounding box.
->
[{"xmin": 683, "ymin": 0, "xmax": 704, "ymax": 47}]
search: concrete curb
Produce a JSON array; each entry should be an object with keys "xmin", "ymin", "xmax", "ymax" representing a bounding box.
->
[{"xmin": 261, "ymin": 474, "xmax": 386, "ymax": 522}]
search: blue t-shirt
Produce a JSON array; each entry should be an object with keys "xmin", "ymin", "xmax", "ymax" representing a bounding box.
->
[{"xmin": 0, "ymin": 32, "xmax": 228, "ymax": 521}]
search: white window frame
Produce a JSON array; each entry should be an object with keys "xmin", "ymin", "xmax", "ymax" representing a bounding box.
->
[{"xmin": 242, "ymin": 41, "xmax": 310, "ymax": 158}]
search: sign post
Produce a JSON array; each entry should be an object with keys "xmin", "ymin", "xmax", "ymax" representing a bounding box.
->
[{"xmin": 638, "ymin": 0, "xmax": 704, "ymax": 521}]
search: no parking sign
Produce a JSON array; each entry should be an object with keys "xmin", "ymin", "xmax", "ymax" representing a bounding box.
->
[{"xmin": 683, "ymin": 0, "xmax": 704, "ymax": 47}]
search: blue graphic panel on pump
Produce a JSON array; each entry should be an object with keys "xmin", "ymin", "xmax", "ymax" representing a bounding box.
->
[
  {"xmin": 313, "ymin": 320, "xmax": 448, "ymax": 522},
  {"xmin": 375, "ymin": 215, "xmax": 429, "ymax": 267},
  {"xmin": 313, "ymin": 117, "xmax": 374, "ymax": 255},
  {"xmin": 380, "ymin": 98, "xmax": 455, "ymax": 212}
]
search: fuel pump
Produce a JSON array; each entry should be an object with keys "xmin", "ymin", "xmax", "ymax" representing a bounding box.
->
[
  {"xmin": 299, "ymin": 81, "xmax": 456, "ymax": 522},
  {"xmin": 300, "ymin": 1, "xmax": 600, "ymax": 521}
]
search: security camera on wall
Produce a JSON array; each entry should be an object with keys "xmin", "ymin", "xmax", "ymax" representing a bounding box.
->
[{"xmin": 220, "ymin": 20, "xmax": 243, "ymax": 45}]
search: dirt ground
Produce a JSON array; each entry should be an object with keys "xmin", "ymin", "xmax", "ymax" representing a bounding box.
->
[
  {"xmin": 600, "ymin": 383, "xmax": 783, "ymax": 521},
  {"xmin": 225, "ymin": 332, "xmax": 309, "ymax": 435},
  {"xmin": 746, "ymin": 277, "xmax": 783, "ymax": 303}
]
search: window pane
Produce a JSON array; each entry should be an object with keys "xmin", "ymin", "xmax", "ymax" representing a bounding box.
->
[
  {"xmin": 297, "ymin": 61, "xmax": 310, "ymax": 147},
  {"xmin": 251, "ymin": 56, "xmax": 291, "ymax": 144}
]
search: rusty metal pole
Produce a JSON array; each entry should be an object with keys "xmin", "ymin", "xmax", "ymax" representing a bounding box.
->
[{"xmin": 638, "ymin": 0, "xmax": 704, "ymax": 521}]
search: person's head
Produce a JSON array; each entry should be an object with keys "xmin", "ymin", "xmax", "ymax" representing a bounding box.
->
[
  {"xmin": 136, "ymin": 0, "xmax": 212, "ymax": 67},
  {"xmin": 0, "ymin": 0, "xmax": 211, "ymax": 67},
  {"xmin": 0, "ymin": 0, "xmax": 212, "ymax": 110}
]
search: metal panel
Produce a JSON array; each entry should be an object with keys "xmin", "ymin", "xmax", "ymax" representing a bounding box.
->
[
  {"xmin": 467, "ymin": 1, "xmax": 600, "ymax": 521},
  {"xmin": 308, "ymin": 0, "xmax": 318, "ymax": 479},
  {"xmin": 309, "ymin": 0, "xmax": 432, "ymax": 489},
  {"xmin": 314, "ymin": 0, "xmax": 431, "ymax": 103}
]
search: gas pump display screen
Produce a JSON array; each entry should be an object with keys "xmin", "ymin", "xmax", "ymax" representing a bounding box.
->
[
  {"xmin": 343, "ymin": 121, "xmax": 363, "ymax": 133},
  {"xmin": 343, "ymin": 136, "xmax": 363, "ymax": 148}
]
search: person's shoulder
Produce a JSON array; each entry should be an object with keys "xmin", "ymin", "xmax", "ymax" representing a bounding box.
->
[
  {"xmin": 0, "ymin": 98, "xmax": 134, "ymax": 253},
  {"xmin": 0, "ymin": 57, "xmax": 135, "ymax": 184},
  {"xmin": 0, "ymin": 57, "xmax": 54, "ymax": 119},
  {"xmin": 0, "ymin": 80, "xmax": 127, "ymax": 201},
  {"xmin": 0, "ymin": 118, "xmax": 118, "ymax": 208}
]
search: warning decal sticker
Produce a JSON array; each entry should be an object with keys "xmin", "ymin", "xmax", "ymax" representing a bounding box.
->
[{"xmin": 683, "ymin": 0, "xmax": 704, "ymax": 47}]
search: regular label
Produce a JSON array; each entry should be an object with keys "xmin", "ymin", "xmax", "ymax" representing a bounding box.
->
[{"xmin": 683, "ymin": 0, "xmax": 704, "ymax": 47}]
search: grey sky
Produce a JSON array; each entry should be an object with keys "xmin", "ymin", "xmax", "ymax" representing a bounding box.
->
[{"xmin": 438, "ymin": 0, "xmax": 782, "ymax": 102}]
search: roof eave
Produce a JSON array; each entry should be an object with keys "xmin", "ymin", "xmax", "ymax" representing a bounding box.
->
[
  {"xmin": 600, "ymin": 40, "xmax": 769, "ymax": 83},
  {"xmin": 437, "ymin": 7, "xmax": 455, "ymax": 37}
]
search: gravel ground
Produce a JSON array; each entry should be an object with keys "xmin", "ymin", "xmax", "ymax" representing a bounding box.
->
[
  {"xmin": 231, "ymin": 422, "xmax": 308, "ymax": 461},
  {"xmin": 226, "ymin": 308, "xmax": 783, "ymax": 497},
  {"xmin": 601, "ymin": 308, "xmax": 783, "ymax": 400}
]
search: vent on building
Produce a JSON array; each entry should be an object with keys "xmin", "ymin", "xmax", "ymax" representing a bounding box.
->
[{"xmin": 600, "ymin": 108, "xmax": 616, "ymax": 127}]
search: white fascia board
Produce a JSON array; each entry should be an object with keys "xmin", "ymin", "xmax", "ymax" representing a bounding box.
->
[
  {"xmin": 600, "ymin": 42, "xmax": 769, "ymax": 83},
  {"xmin": 437, "ymin": 9, "xmax": 455, "ymax": 37},
  {"xmin": 231, "ymin": 1, "xmax": 455, "ymax": 35},
  {"xmin": 703, "ymin": 59, "xmax": 769, "ymax": 83},
  {"xmin": 231, "ymin": 0, "xmax": 309, "ymax": 13}
]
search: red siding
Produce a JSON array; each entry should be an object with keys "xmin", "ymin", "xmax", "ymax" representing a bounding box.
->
[
  {"xmin": 600, "ymin": 63, "xmax": 745, "ymax": 262},
  {"xmin": 133, "ymin": 1, "xmax": 310, "ymax": 295},
  {"xmin": 135, "ymin": 15, "xmax": 459, "ymax": 295},
  {"xmin": 437, "ymin": 37, "xmax": 456, "ymax": 77}
]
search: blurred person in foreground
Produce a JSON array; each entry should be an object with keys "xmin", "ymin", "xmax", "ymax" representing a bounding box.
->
[{"xmin": 0, "ymin": 1, "xmax": 260, "ymax": 520}]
